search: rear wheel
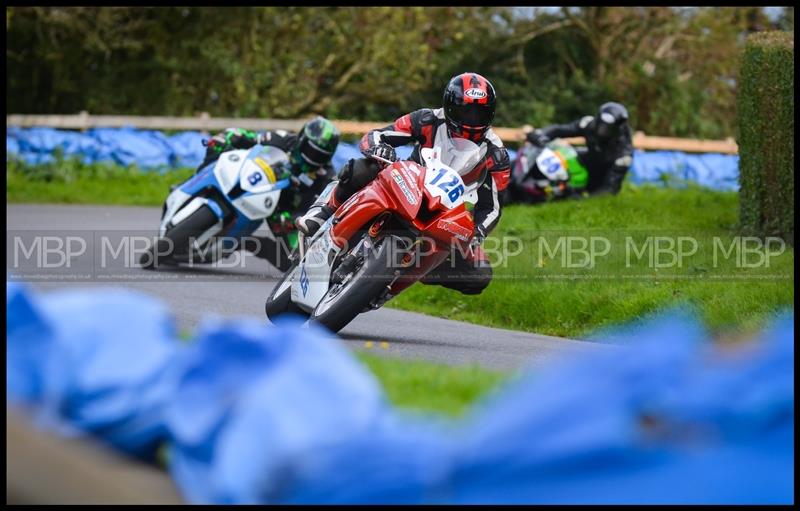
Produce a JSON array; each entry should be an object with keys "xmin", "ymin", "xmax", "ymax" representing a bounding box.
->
[
  {"xmin": 140, "ymin": 205, "xmax": 219, "ymax": 269},
  {"xmin": 309, "ymin": 235, "xmax": 406, "ymax": 333}
]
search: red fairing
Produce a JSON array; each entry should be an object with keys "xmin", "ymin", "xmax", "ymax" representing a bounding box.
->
[
  {"xmin": 330, "ymin": 160, "xmax": 425, "ymax": 246},
  {"xmin": 380, "ymin": 161, "xmax": 424, "ymax": 221},
  {"xmin": 386, "ymin": 202, "xmax": 474, "ymax": 296},
  {"xmin": 420, "ymin": 206, "xmax": 474, "ymax": 249},
  {"xmin": 330, "ymin": 186, "xmax": 392, "ymax": 247},
  {"xmin": 329, "ymin": 158, "xmax": 475, "ymax": 291}
]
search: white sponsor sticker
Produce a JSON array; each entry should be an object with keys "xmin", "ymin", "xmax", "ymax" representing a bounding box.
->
[
  {"xmin": 392, "ymin": 169, "xmax": 418, "ymax": 205},
  {"xmin": 464, "ymin": 88, "xmax": 487, "ymax": 100}
]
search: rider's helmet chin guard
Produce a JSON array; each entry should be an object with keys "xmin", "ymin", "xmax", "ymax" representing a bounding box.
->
[
  {"xmin": 291, "ymin": 116, "xmax": 341, "ymax": 175},
  {"xmin": 595, "ymin": 102, "xmax": 629, "ymax": 140},
  {"xmin": 443, "ymin": 72, "xmax": 497, "ymax": 144}
]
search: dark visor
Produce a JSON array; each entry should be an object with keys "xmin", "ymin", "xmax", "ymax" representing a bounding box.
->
[
  {"xmin": 297, "ymin": 136, "xmax": 333, "ymax": 167},
  {"xmin": 446, "ymin": 103, "xmax": 494, "ymax": 128}
]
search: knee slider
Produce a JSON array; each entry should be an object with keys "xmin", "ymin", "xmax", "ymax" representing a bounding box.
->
[{"xmin": 460, "ymin": 265, "xmax": 493, "ymax": 295}]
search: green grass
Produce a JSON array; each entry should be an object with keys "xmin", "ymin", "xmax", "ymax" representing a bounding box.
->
[
  {"xmin": 390, "ymin": 184, "xmax": 794, "ymax": 339},
  {"xmin": 7, "ymin": 157, "xmax": 193, "ymax": 206},
  {"xmin": 355, "ymin": 352, "xmax": 509, "ymax": 417},
  {"xmin": 7, "ymin": 160, "xmax": 794, "ymax": 339},
  {"xmin": 178, "ymin": 333, "xmax": 509, "ymax": 417}
]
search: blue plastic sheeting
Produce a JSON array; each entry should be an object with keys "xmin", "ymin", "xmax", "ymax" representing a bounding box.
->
[
  {"xmin": 167, "ymin": 131, "xmax": 207, "ymax": 168},
  {"xmin": 5, "ymin": 126, "xmax": 414, "ymax": 176},
  {"xmin": 629, "ymin": 149, "xmax": 740, "ymax": 191},
  {"xmin": 164, "ymin": 316, "xmax": 389, "ymax": 503},
  {"xmin": 6, "ymin": 282, "xmax": 793, "ymax": 504},
  {"xmin": 451, "ymin": 311, "xmax": 794, "ymax": 504},
  {"xmin": 6, "ymin": 127, "xmax": 739, "ymax": 191},
  {"xmin": 6, "ymin": 282, "xmax": 182, "ymax": 459}
]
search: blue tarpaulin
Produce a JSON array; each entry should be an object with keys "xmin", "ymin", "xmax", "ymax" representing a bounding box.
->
[
  {"xmin": 628, "ymin": 149, "xmax": 740, "ymax": 191},
  {"xmin": 6, "ymin": 282, "xmax": 793, "ymax": 503},
  {"xmin": 6, "ymin": 127, "xmax": 739, "ymax": 191}
]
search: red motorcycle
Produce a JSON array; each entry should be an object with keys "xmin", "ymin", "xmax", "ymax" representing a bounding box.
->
[{"xmin": 265, "ymin": 144, "xmax": 481, "ymax": 333}]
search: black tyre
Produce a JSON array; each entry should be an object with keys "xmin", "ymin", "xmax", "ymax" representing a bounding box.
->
[
  {"xmin": 309, "ymin": 235, "xmax": 405, "ymax": 333},
  {"xmin": 140, "ymin": 237, "xmax": 174, "ymax": 270},
  {"xmin": 264, "ymin": 262, "xmax": 308, "ymax": 323},
  {"xmin": 140, "ymin": 204, "xmax": 219, "ymax": 269}
]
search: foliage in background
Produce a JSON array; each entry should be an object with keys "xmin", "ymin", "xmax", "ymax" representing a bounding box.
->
[
  {"xmin": 736, "ymin": 31, "xmax": 794, "ymax": 245},
  {"xmin": 6, "ymin": 6, "xmax": 788, "ymax": 139}
]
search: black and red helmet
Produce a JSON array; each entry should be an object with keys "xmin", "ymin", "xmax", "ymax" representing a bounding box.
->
[{"xmin": 443, "ymin": 72, "xmax": 497, "ymax": 143}]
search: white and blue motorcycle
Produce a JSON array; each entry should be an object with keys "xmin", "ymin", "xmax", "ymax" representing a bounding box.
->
[{"xmin": 140, "ymin": 144, "xmax": 294, "ymax": 268}]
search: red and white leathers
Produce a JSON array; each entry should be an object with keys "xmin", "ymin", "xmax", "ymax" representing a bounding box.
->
[
  {"xmin": 294, "ymin": 107, "xmax": 511, "ymax": 295},
  {"xmin": 355, "ymin": 107, "xmax": 511, "ymax": 240}
]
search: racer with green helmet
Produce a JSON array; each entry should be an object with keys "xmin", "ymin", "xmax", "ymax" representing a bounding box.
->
[{"xmin": 198, "ymin": 116, "xmax": 341, "ymax": 270}]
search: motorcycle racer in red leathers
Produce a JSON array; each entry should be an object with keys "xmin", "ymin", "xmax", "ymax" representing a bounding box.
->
[{"xmin": 296, "ymin": 72, "xmax": 511, "ymax": 296}]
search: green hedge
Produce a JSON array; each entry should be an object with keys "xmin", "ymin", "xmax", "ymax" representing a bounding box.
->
[{"xmin": 737, "ymin": 31, "xmax": 794, "ymax": 245}]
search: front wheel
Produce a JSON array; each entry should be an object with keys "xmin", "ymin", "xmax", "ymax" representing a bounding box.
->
[
  {"xmin": 140, "ymin": 204, "xmax": 219, "ymax": 269},
  {"xmin": 309, "ymin": 235, "xmax": 405, "ymax": 333},
  {"xmin": 265, "ymin": 262, "xmax": 308, "ymax": 323}
]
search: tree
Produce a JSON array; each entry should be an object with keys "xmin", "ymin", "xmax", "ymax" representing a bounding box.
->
[{"xmin": 6, "ymin": 6, "xmax": 784, "ymax": 139}]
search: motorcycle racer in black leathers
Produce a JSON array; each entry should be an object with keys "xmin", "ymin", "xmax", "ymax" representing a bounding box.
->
[{"xmin": 527, "ymin": 102, "xmax": 633, "ymax": 195}]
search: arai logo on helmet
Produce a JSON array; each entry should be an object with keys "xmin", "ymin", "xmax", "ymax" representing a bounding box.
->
[{"xmin": 464, "ymin": 88, "xmax": 487, "ymax": 100}]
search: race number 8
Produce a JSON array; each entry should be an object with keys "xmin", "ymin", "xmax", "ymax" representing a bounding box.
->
[{"xmin": 248, "ymin": 171, "xmax": 263, "ymax": 186}]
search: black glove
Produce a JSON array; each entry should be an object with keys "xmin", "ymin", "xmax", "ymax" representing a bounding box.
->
[
  {"xmin": 362, "ymin": 142, "xmax": 396, "ymax": 165},
  {"xmin": 526, "ymin": 129, "xmax": 550, "ymax": 147},
  {"xmin": 203, "ymin": 128, "xmax": 258, "ymax": 156},
  {"xmin": 202, "ymin": 132, "xmax": 227, "ymax": 157}
]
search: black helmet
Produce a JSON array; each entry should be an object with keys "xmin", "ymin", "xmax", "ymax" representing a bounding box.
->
[
  {"xmin": 443, "ymin": 72, "xmax": 497, "ymax": 143},
  {"xmin": 595, "ymin": 102, "xmax": 629, "ymax": 140},
  {"xmin": 291, "ymin": 116, "xmax": 341, "ymax": 174}
]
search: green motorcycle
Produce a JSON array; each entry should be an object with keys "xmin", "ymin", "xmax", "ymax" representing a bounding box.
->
[{"xmin": 507, "ymin": 139, "xmax": 589, "ymax": 204}]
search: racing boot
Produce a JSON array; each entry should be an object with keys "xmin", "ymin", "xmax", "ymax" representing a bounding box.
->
[
  {"xmin": 295, "ymin": 180, "xmax": 340, "ymax": 237},
  {"xmin": 296, "ymin": 203, "xmax": 334, "ymax": 237}
]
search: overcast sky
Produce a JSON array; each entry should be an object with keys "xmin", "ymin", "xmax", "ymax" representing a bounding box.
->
[{"xmin": 511, "ymin": 6, "xmax": 787, "ymax": 21}]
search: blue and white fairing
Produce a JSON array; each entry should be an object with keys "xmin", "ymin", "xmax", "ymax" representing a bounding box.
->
[{"xmin": 159, "ymin": 145, "xmax": 291, "ymax": 253}]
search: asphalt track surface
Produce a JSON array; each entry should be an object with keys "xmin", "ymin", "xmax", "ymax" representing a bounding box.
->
[{"xmin": 7, "ymin": 204, "xmax": 611, "ymax": 371}]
